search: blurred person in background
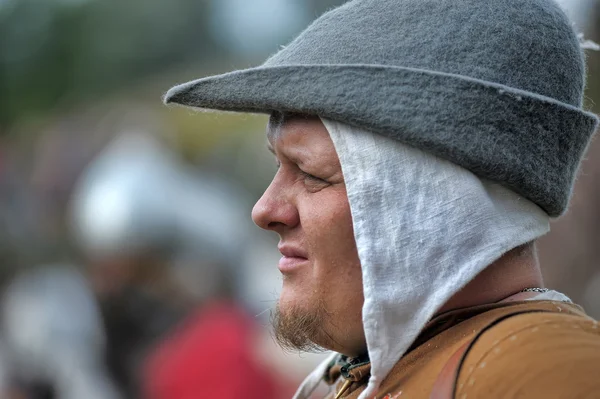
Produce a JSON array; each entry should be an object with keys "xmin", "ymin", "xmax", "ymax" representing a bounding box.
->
[
  {"xmin": 0, "ymin": 266, "xmax": 121, "ymax": 399},
  {"xmin": 70, "ymin": 131, "xmax": 289, "ymax": 398},
  {"xmin": 164, "ymin": 0, "xmax": 600, "ymax": 398}
]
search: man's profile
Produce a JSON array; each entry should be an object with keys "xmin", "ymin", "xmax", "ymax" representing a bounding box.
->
[{"xmin": 165, "ymin": 0, "xmax": 600, "ymax": 398}]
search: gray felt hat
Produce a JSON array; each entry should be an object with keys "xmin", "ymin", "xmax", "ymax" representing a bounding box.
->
[{"xmin": 165, "ymin": 0, "xmax": 599, "ymax": 217}]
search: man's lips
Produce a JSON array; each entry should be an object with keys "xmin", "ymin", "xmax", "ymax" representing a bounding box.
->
[
  {"xmin": 277, "ymin": 244, "xmax": 308, "ymax": 273},
  {"xmin": 278, "ymin": 244, "xmax": 308, "ymax": 258}
]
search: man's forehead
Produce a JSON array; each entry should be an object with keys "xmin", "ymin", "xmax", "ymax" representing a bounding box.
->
[{"xmin": 266, "ymin": 112, "xmax": 318, "ymax": 143}]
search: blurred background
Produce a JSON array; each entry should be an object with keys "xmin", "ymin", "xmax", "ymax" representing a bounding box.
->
[{"xmin": 0, "ymin": 0, "xmax": 598, "ymax": 398}]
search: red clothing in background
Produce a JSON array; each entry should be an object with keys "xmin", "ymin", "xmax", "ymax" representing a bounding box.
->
[{"xmin": 144, "ymin": 301, "xmax": 286, "ymax": 399}]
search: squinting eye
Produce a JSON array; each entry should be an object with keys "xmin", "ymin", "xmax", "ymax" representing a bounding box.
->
[{"xmin": 300, "ymin": 170, "xmax": 328, "ymax": 184}]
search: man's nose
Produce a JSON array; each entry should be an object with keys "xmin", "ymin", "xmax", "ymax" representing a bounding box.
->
[{"xmin": 251, "ymin": 182, "xmax": 299, "ymax": 232}]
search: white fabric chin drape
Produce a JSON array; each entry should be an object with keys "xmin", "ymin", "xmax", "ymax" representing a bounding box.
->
[{"xmin": 293, "ymin": 119, "xmax": 551, "ymax": 399}]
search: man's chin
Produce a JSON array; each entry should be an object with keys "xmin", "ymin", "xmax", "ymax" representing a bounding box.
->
[
  {"xmin": 276, "ymin": 287, "xmax": 303, "ymax": 313},
  {"xmin": 272, "ymin": 301, "xmax": 328, "ymax": 353}
]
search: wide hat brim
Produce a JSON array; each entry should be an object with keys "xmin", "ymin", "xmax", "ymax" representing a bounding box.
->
[{"xmin": 164, "ymin": 63, "xmax": 598, "ymax": 217}]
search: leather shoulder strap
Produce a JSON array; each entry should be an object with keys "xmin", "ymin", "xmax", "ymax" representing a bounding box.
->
[{"xmin": 429, "ymin": 309, "xmax": 555, "ymax": 399}]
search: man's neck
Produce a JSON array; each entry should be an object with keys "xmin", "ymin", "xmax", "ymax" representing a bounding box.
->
[{"xmin": 437, "ymin": 243, "xmax": 544, "ymax": 315}]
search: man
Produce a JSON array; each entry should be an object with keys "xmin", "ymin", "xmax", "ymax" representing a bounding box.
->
[{"xmin": 164, "ymin": 0, "xmax": 600, "ymax": 398}]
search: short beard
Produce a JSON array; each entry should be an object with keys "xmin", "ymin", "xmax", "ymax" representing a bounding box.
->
[{"xmin": 271, "ymin": 301, "xmax": 331, "ymax": 353}]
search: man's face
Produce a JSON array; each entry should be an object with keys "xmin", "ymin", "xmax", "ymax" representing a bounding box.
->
[{"xmin": 252, "ymin": 115, "xmax": 366, "ymax": 356}]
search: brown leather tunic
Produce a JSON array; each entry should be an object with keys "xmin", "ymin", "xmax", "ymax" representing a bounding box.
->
[{"xmin": 323, "ymin": 300, "xmax": 600, "ymax": 399}]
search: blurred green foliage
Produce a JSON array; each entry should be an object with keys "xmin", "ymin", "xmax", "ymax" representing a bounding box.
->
[
  {"xmin": 0, "ymin": 0, "xmax": 216, "ymax": 130},
  {"xmin": 0, "ymin": 0, "xmax": 347, "ymax": 132}
]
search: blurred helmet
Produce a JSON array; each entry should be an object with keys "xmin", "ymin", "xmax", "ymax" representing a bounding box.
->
[
  {"xmin": 70, "ymin": 131, "xmax": 182, "ymax": 260},
  {"xmin": 69, "ymin": 130, "xmax": 256, "ymax": 300}
]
